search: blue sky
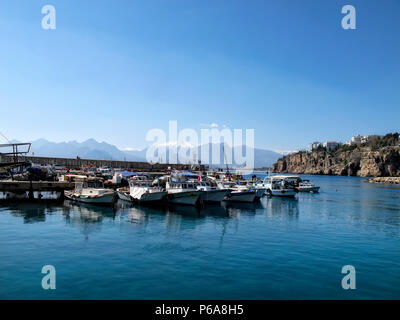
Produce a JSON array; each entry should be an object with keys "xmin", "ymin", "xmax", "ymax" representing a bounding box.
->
[{"xmin": 0, "ymin": 0, "xmax": 399, "ymax": 152}]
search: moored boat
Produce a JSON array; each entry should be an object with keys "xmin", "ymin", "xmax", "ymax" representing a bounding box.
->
[
  {"xmin": 217, "ymin": 180, "xmax": 258, "ymax": 203},
  {"xmin": 195, "ymin": 180, "xmax": 230, "ymax": 204},
  {"xmin": 116, "ymin": 187, "xmax": 132, "ymax": 202},
  {"xmin": 255, "ymin": 175, "xmax": 297, "ymax": 198},
  {"xmin": 295, "ymin": 179, "xmax": 320, "ymax": 193},
  {"xmin": 129, "ymin": 176, "xmax": 167, "ymax": 204},
  {"xmin": 226, "ymin": 190, "xmax": 258, "ymax": 202},
  {"xmin": 64, "ymin": 178, "xmax": 116, "ymax": 206},
  {"xmin": 165, "ymin": 176, "xmax": 201, "ymax": 206}
]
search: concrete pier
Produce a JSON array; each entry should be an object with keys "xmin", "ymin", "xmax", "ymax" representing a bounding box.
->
[
  {"xmin": 0, "ymin": 180, "xmax": 74, "ymax": 201},
  {"xmin": 0, "ymin": 180, "xmax": 74, "ymax": 192}
]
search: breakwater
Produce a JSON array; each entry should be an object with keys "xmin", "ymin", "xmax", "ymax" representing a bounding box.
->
[{"xmin": 1, "ymin": 155, "xmax": 204, "ymax": 171}]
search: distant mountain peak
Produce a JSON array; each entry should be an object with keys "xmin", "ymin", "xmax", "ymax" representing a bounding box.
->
[{"xmin": 22, "ymin": 138, "xmax": 283, "ymax": 168}]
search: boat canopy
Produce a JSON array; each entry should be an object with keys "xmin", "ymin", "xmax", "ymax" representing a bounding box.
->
[
  {"xmin": 176, "ymin": 172, "xmax": 199, "ymax": 178},
  {"xmin": 118, "ymin": 171, "xmax": 141, "ymax": 177},
  {"xmin": 269, "ymin": 175, "xmax": 301, "ymax": 180}
]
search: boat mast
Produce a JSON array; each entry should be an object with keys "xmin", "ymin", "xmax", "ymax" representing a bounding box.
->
[{"xmin": 222, "ymin": 144, "xmax": 230, "ymax": 175}]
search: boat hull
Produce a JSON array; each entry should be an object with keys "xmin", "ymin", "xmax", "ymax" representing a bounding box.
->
[
  {"xmin": 225, "ymin": 191, "xmax": 257, "ymax": 203},
  {"xmin": 167, "ymin": 191, "xmax": 201, "ymax": 206},
  {"xmin": 254, "ymin": 188, "xmax": 266, "ymax": 200},
  {"xmin": 296, "ymin": 186, "xmax": 320, "ymax": 193},
  {"xmin": 130, "ymin": 187, "xmax": 167, "ymax": 203},
  {"xmin": 266, "ymin": 189, "xmax": 296, "ymax": 198},
  {"xmin": 64, "ymin": 191, "xmax": 116, "ymax": 206},
  {"xmin": 117, "ymin": 191, "xmax": 133, "ymax": 202},
  {"xmin": 141, "ymin": 191, "xmax": 166, "ymax": 202},
  {"xmin": 200, "ymin": 189, "xmax": 230, "ymax": 204},
  {"xmin": 136, "ymin": 191, "xmax": 167, "ymax": 203}
]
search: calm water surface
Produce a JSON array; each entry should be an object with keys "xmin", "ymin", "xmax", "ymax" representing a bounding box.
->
[{"xmin": 1, "ymin": 175, "xmax": 400, "ymax": 299}]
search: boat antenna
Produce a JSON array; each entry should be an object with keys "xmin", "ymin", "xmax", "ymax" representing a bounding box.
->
[
  {"xmin": 222, "ymin": 144, "xmax": 230, "ymax": 174},
  {"xmin": 0, "ymin": 131, "xmax": 10, "ymax": 143}
]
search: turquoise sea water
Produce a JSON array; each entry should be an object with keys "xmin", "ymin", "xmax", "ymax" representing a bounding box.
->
[{"xmin": 1, "ymin": 175, "xmax": 400, "ymax": 300}]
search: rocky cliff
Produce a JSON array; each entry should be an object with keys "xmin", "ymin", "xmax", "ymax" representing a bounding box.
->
[{"xmin": 272, "ymin": 146, "xmax": 400, "ymax": 177}]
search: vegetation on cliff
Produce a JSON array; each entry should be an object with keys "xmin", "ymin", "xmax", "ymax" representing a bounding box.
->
[{"xmin": 273, "ymin": 133, "xmax": 400, "ymax": 177}]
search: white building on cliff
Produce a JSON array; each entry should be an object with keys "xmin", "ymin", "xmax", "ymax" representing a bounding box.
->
[
  {"xmin": 309, "ymin": 141, "xmax": 341, "ymax": 151},
  {"xmin": 346, "ymin": 135, "xmax": 382, "ymax": 146}
]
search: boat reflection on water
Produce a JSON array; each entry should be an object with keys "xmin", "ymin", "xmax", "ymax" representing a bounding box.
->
[
  {"xmin": 199, "ymin": 204, "xmax": 229, "ymax": 218},
  {"xmin": 65, "ymin": 200, "xmax": 116, "ymax": 222},
  {"xmin": 8, "ymin": 202, "xmax": 52, "ymax": 223},
  {"xmin": 221, "ymin": 200, "xmax": 263, "ymax": 218},
  {"xmin": 166, "ymin": 203, "xmax": 230, "ymax": 218},
  {"xmin": 63, "ymin": 200, "xmax": 117, "ymax": 240},
  {"xmin": 260, "ymin": 197, "xmax": 299, "ymax": 219},
  {"xmin": 1, "ymin": 196, "xmax": 299, "ymax": 242},
  {"xmin": 113, "ymin": 202, "xmax": 231, "ymax": 236},
  {"xmin": 167, "ymin": 204, "xmax": 201, "ymax": 218},
  {"xmin": 119, "ymin": 204, "xmax": 158, "ymax": 225},
  {"xmin": 125, "ymin": 206, "xmax": 147, "ymax": 224}
]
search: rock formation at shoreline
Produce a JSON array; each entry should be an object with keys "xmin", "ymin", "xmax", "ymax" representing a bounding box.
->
[
  {"xmin": 272, "ymin": 145, "xmax": 400, "ymax": 177},
  {"xmin": 366, "ymin": 177, "xmax": 400, "ymax": 184}
]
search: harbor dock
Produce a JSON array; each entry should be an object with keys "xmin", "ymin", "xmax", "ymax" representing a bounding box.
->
[{"xmin": 0, "ymin": 180, "xmax": 74, "ymax": 201}]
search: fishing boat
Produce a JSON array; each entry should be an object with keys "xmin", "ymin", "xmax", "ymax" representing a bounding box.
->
[
  {"xmin": 64, "ymin": 178, "xmax": 116, "ymax": 206},
  {"xmin": 295, "ymin": 179, "xmax": 320, "ymax": 193},
  {"xmin": 215, "ymin": 145, "xmax": 259, "ymax": 202},
  {"xmin": 255, "ymin": 175, "xmax": 297, "ymax": 198},
  {"xmin": 195, "ymin": 179, "xmax": 230, "ymax": 204},
  {"xmin": 116, "ymin": 187, "xmax": 132, "ymax": 201},
  {"xmin": 227, "ymin": 190, "xmax": 258, "ymax": 202},
  {"xmin": 212, "ymin": 147, "xmax": 259, "ymax": 203},
  {"xmin": 165, "ymin": 175, "xmax": 201, "ymax": 206},
  {"xmin": 235, "ymin": 179, "xmax": 266, "ymax": 200},
  {"xmin": 216, "ymin": 180, "xmax": 258, "ymax": 203},
  {"xmin": 254, "ymin": 187, "xmax": 266, "ymax": 199},
  {"xmin": 129, "ymin": 176, "xmax": 167, "ymax": 204}
]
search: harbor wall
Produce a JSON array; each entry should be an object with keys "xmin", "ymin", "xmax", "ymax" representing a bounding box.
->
[{"xmin": 1, "ymin": 155, "xmax": 205, "ymax": 171}]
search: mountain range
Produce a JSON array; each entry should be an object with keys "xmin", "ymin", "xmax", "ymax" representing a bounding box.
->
[{"xmin": 8, "ymin": 139, "xmax": 282, "ymax": 169}]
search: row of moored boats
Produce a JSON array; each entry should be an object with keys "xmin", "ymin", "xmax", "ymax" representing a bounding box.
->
[{"xmin": 64, "ymin": 172, "xmax": 320, "ymax": 206}]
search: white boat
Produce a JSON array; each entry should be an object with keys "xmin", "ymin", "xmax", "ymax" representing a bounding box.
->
[
  {"xmin": 254, "ymin": 187, "xmax": 266, "ymax": 199},
  {"xmin": 116, "ymin": 187, "xmax": 132, "ymax": 202},
  {"xmin": 64, "ymin": 179, "xmax": 116, "ymax": 206},
  {"xmin": 255, "ymin": 175, "xmax": 297, "ymax": 198},
  {"xmin": 216, "ymin": 180, "xmax": 258, "ymax": 203},
  {"xmin": 195, "ymin": 180, "xmax": 230, "ymax": 204},
  {"xmin": 235, "ymin": 179, "xmax": 266, "ymax": 200},
  {"xmin": 295, "ymin": 179, "xmax": 320, "ymax": 193},
  {"xmin": 165, "ymin": 176, "xmax": 201, "ymax": 206},
  {"xmin": 129, "ymin": 176, "xmax": 167, "ymax": 204},
  {"xmin": 227, "ymin": 190, "xmax": 258, "ymax": 202}
]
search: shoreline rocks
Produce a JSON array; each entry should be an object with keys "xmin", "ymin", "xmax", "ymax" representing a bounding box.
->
[
  {"xmin": 365, "ymin": 177, "xmax": 400, "ymax": 184},
  {"xmin": 272, "ymin": 146, "xmax": 400, "ymax": 177}
]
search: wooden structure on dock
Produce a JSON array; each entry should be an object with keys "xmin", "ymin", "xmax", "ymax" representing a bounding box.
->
[{"xmin": 0, "ymin": 143, "xmax": 32, "ymax": 170}]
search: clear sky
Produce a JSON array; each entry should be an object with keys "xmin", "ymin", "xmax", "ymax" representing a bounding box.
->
[{"xmin": 0, "ymin": 0, "xmax": 399, "ymax": 152}]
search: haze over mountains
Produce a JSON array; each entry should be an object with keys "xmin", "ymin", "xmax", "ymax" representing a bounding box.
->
[{"xmin": 9, "ymin": 139, "xmax": 283, "ymax": 168}]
